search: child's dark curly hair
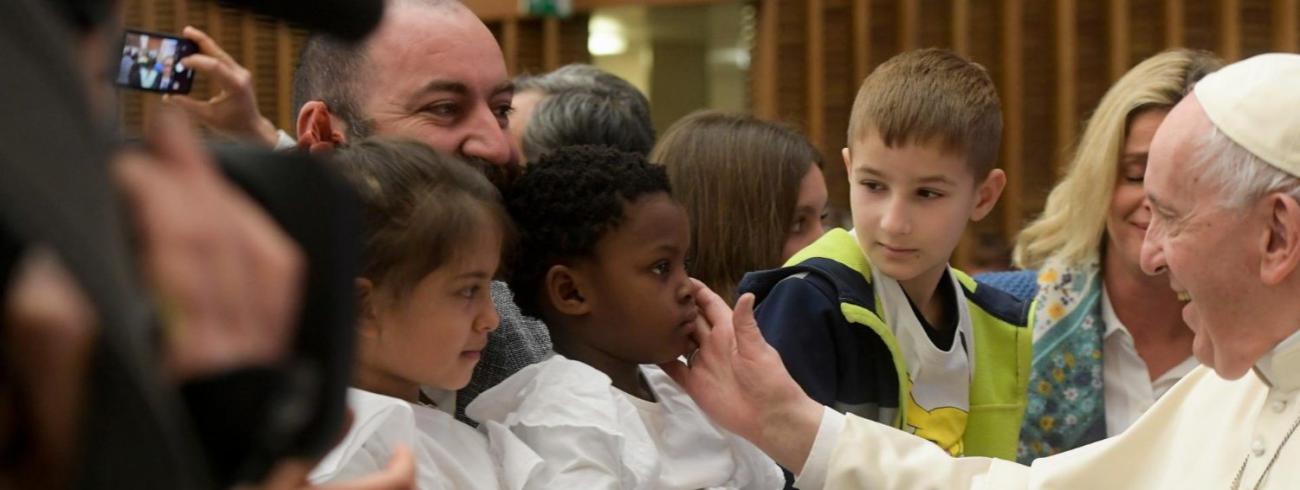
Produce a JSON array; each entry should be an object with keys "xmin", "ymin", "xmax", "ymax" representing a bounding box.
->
[{"xmin": 506, "ymin": 145, "xmax": 672, "ymax": 319}]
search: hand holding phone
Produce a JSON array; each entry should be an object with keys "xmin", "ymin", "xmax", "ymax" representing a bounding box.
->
[
  {"xmin": 162, "ymin": 26, "xmax": 282, "ymax": 148},
  {"xmin": 116, "ymin": 29, "xmax": 198, "ymax": 94}
]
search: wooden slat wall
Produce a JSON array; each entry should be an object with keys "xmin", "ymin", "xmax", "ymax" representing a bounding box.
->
[
  {"xmin": 119, "ymin": 0, "xmax": 1298, "ymax": 271},
  {"xmin": 485, "ymin": 16, "xmax": 592, "ymax": 76},
  {"xmin": 119, "ymin": 0, "xmax": 306, "ymax": 137},
  {"xmin": 119, "ymin": 1, "xmax": 586, "ymax": 136},
  {"xmin": 750, "ymin": 0, "xmax": 1300, "ymax": 270}
]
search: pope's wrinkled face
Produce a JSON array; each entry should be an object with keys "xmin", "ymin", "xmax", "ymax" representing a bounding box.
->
[{"xmin": 1139, "ymin": 96, "xmax": 1273, "ymax": 379}]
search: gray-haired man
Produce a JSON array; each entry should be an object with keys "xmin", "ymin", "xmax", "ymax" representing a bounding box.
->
[{"xmin": 508, "ymin": 64, "xmax": 655, "ymax": 163}]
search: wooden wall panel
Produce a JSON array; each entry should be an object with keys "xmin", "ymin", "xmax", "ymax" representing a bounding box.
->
[
  {"xmin": 1242, "ymin": 0, "xmax": 1274, "ymax": 56},
  {"xmin": 120, "ymin": 0, "xmax": 305, "ymax": 137},
  {"xmin": 920, "ymin": 0, "xmax": 954, "ymax": 48},
  {"xmin": 1109, "ymin": 0, "xmax": 1131, "ymax": 80},
  {"xmin": 870, "ymin": 0, "xmax": 901, "ymax": 68},
  {"xmin": 753, "ymin": 0, "xmax": 780, "ymax": 119},
  {"xmin": 1165, "ymin": 0, "xmax": 1185, "ymax": 46},
  {"xmin": 748, "ymin": 0, "xmax": 1300, "ymax": 270},
  {"xmin": 1055, "ymin": 0, "xmax": 1077, "ymax": 179},
  {"xmin": 515, "ymin": 20, "xmax": 547, "ymax": 75},
  {"xmin": 999, "ymin": 0, "xmax": 1023, "ymax": 245},
  {"xmin": 822, "ymin": 0, "xmax": 856, "ymax": 228},
  {"xmin": 484, "ymin": 16, "xmax": 591, "ymax": 77},
  {"xmin": 1022, "ymin": 0, "xmax": 1056, "ymax": 219},
  {"xmin": 120, "ymin": 0, "xmax": 589, "ymax": 136},
  {"xmin": 807, "ymin": 0, "xmax": 827, "ymax": 153},
  {"xmin": 1276, "ymin": 0, "xmax": 1299, "ymax": 51},
  {"xmin": 251, "ymin": 16, "xmax": 278, "ymax": 126},
  {"xmin": 1220, "ymin": 0, "xmax": 1242, "ymax": 59},
  {"xmin": 119, "ymin": 0, "xmax": 1300, "ymax": 271},
  {"xmin": 559, "ymin": 15, "xmax": 594, "ymax": 69},
  {"xmin": 779, "ymin": 1, "xmax": 811, "ymax": 128},
  {"xmin": 852, "ymin": 0, "xmax": 871, "ymax": 82},
  {"xmin": 1130, "ymin": 0, "xmax": 1166, "ymax": 64},
  {"xmin": 1183, "ymin": 0, "xmax": 1219, "ymax": 50}
]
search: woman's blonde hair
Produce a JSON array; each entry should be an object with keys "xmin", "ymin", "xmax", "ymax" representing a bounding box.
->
[
  {"xmin": 1013, "ymin": 49, "xmax": 1222, "ymax": 269},
  {"xmin": 651, "ymin": 111, "xmax": 822, "ymax": 303}
]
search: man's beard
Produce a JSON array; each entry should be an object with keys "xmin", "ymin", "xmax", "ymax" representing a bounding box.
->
[{"xmin": 466, "ymin": 157, "xmax": 522, "ymax": 196}]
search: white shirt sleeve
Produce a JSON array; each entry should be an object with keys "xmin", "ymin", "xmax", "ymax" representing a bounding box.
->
[
  {"xmin": 792, "ymin": 406, "xmax": 845, "ymax": 490},
  {"xmin": 274, "ymin": 129, "xmax": 297, "ymax": 151}
]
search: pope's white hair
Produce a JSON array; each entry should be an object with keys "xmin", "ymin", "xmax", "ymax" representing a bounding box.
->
[{"xmin": 1192, "ymin": 125, "xmax": 1300, "ymax": 209}]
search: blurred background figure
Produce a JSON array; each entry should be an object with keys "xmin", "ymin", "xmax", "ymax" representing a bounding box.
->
[
  {"xmin": 509, "ymin": 63, "xmax": 655, "ymax": 163},
  {"xmin": 651, "ymin": 110, "xmax": 825, "ymax": 303},
  {"xmin": 1, "ymin": 0, "xmax": 385, "ymax": 487}
]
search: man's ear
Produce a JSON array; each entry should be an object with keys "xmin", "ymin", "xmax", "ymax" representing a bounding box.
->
[
  {"xmin": 355, "ymin": 277, "xmax": 381, "ymax": 339},
  {"xmin": 545, "ymin": 264, "xmax": 592, "ymax": 316},
  {"xmin": 970, "ymin": 169, "xmax": 1007, "ymax": 222},
  {"xmin": 296, "ymin": 100, "xmax": 347, "ymax": 153},
  {"xmin": 841, "ymin": 147, "xmax": 852, "ymax": 178},
  {"xmin": 1259, "ymin": 192, "xmax": 1300, "ymax": 286}
]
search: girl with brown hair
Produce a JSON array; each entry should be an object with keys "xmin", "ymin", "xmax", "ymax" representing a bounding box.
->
[{"xmin": 651, "ymin": 111, "xmax": 827, "ymax": 303}]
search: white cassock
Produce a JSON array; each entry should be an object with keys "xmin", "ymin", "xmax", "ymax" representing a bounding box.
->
[
  {"xmin": 793, "ymin": 330, "xmax": 1300, "ymax": 489},
  {"xmin": 309, "ymin": 388, "xmax": 533, "ymax": 490}
]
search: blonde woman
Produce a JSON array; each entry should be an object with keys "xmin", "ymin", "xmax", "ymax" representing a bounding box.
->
[
  {"xmin": 979, "ymin": 49, "xmax": 1222, "ymax": 462},
  {"xmin": 651, "ymin": 111, "xmax": 827, "ymax": 304}
]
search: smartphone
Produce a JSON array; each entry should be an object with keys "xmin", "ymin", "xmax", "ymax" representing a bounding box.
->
[{"xmin": 115, "ymin": 29, "xmax": 198, "ymax": 94}]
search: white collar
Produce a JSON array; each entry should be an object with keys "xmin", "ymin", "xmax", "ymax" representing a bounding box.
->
[
  {"xmin": 1254, "ymin": 328, "xmax": 1300, "ymax": 392},
  {"xmin": 1099, "ymin": 286, "xmax": 1127, "ymax": 339},
  {"xmin": 1100, "ymin": 285, "xmax": 1199, "ymax": 385},
  {"xmin": 419, "ymin": 386, "xmax": 458, "ymax": 415}
]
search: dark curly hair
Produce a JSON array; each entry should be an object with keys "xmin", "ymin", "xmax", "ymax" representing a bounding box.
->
[{"xmin": 506, "ymin": 145, "xmax": 671, "ymax": 319}]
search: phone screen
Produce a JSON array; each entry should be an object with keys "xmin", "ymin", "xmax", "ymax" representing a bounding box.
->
[{"xmin": 115, "ymin": 29, "xmax": 199, "ymax": 94}]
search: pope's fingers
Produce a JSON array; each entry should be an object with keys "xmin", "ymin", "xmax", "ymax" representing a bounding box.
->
[
  {"xmin": 659, "ymin": 359, "xmax": 690, "ymax": 387},
  {"xmin": 690, "ymin": 279, "xmax": 734, "ymax": 348},
  {"xmin": 687, "ymin": 318, "xmax": 713, "ymax": 362},
  {"xmin": 732, "ymin": 293, "xmax": 765, "ymax": 355}
]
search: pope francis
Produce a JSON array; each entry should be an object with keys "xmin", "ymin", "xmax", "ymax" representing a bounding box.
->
[{"xmin": 663, "ymin": 52, "xmax": 1300, "ymax": 489}]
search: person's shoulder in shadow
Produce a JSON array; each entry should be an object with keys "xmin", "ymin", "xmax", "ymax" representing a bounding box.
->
[{"xmin": 973, "ymin": 269, "xmax": 1039, "ymax": 302}]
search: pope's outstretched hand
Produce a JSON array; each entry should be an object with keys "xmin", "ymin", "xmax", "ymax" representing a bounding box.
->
[{"xmin": 659, "ymin": 280, "xmax": 826, "ymax": 473}]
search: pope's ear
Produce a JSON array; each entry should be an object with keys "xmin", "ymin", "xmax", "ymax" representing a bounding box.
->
[{"xmin": 1259, "ymin": 192, "xmax": 1300, "ymax": 286}]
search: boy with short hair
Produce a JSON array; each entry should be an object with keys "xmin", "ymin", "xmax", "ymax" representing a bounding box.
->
[
  {"xmin": 737, "ymin": 48, "xmax": 1031, "ymax": 460},
  {"xmin": 468, "ymin": 145, "xmax": 783, "ymax": 489}
]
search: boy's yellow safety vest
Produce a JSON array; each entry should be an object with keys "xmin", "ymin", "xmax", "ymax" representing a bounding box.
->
[{"xmin": 737, "ymin": 229, "xmax": 1032, "ymax": 460}]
